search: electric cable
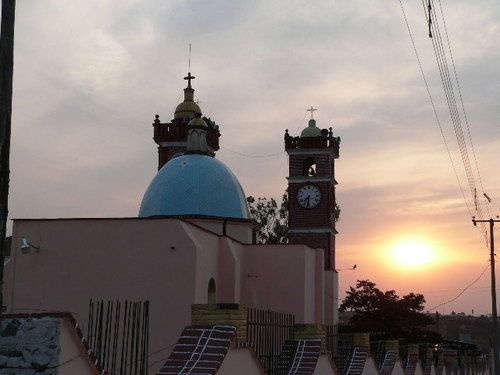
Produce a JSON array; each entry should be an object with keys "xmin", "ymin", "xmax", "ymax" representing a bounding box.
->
[
  {"xmin": 399, "ymin": 0, "xmax": 490, "ymax": 245},
  {"xmin": 436, "ymin": 0, "xmax": 491, "ymax": 220},
  {"xmin": 426, "ymin": 263, "xmax": 489, "ymax": 312},
  {"xmin": 424, "ymin": 0, "xmax": 489, "ymax": 243},
  {"xmin": 397, "ymin": 0, "xmax": 473, "ymax": 221},
  {"xmin": 292, "ymin": 110, "xmax": 309, "ymax": 136},
  {"xmin": 220, "ymin": 145, "xmax": 284, "ymax": 158},
  {"xmin": 219, "ymin": 109, "xmax": 308, "ymax": 158}
]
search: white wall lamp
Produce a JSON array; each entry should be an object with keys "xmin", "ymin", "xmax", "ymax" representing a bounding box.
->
[{"xmin": 20, "ymin": 237, "xmax": 40, "ymax": 254}]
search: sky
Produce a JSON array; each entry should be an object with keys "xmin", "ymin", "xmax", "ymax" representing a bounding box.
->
[{"xmin": 6, "ymin": 0, "xmax": 500, "ymax": 315}]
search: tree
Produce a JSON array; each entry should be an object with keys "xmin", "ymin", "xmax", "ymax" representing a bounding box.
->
[
  {"xmin": 247, "ymin": 193, "xmax": 289, "ymax": 244},
  {"xmin": 339, "ymin": 280, "xmax": 441, "ymax": 343},
  {"xmin": 247, "ymin": 192, "xmax": 341, "ymax": 244}
]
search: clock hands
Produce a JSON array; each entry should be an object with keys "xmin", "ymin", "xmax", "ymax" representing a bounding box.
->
[{"xmin": 297, "ymin": 185, "xmax": 321, "ymax": 208}]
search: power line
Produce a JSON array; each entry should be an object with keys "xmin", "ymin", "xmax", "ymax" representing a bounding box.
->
[
  {"xmin": 423, "ymin": 0, "xmax": 490, "ymax": 242},
  {"xmin": 397, "ymin": 0, "xmax": 473, "ymax": 220},
  {"xmin": 292, "ymin": 110, "xmax": 309, "ymax": 136},
  {"xmin": 426, "ymin": 263, "xmax": 489, "ymax": 312},
  {"xmin": 220, "ymin": 145, "xmax": 284, "ymax": 158},
  {"xmin": 399, "ymin": 0, "xmax": 491, "ymax": 248},
  {"xmin": 436, "ymin": 0, "xmax": 491, "ymax": 220},
  {"xmin": 220, "ymin": 109, "xmax": 310, "ymax": 158}
]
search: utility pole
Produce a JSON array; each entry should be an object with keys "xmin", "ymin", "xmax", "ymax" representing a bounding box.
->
[
  {"xmin": 472, "ymin": 217, "xmax": 500, "ymax": 375},
  {"xmin": 0, "ymin": 0, "xmax": 16, "ymax": 314}
]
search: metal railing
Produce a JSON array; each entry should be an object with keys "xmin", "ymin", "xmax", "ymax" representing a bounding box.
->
[
  {"xmin": 246, "ymin": 307, "xmax": 295, "ymax": 375},
  {"xmin": 87, "ymin": 299, "xmax": 149, "ymax": 375}
]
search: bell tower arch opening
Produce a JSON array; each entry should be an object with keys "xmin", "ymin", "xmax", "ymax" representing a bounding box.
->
[{"xmin": 303, "ymin": 157, "xmax": 317, "ymax": 177}]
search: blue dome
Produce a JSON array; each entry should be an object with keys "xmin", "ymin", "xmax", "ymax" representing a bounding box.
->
[{"xmin": 139, "ymin": 154, "xmax": 250, "ymax": 219}]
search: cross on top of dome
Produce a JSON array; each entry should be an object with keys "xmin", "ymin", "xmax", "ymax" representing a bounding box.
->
[{"xmin": 184, "ymin": 72, "xmax": 195, "ymax": 88}]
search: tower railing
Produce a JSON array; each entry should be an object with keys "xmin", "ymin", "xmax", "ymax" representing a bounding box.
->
[
  {"xmin": 153, "ymin": 119, "xmax": 220, "ymax": 150},
  {"xmin": 154, "ymin": 120, "xmax": 188, "ymax": 142},
  {"xmin": 284, "ymin": 130, "xmax": 340, "ymax": 157}
]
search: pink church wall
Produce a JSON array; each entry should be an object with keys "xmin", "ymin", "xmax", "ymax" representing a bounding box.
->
[
  {"xmin": 4, "ymin": 218, "xmax": 207, "ymax": 373},
  {"xmin": 217, "ymin": 237, "xmax": 242, "ymax": 303},
  {"xmin": 239, "ymin": 244, "xmax": 325, "ymax": 324},
  {"xmin": 187, "ymin": 218, "xmax": 255, "ymax": 244},
  {"xmin": 324, "ymin": 270, "xmax": 339, "ymax": 324},
  {"xmin": 182, "ymin": 222, "xmax": 221, "ymax": 303}
]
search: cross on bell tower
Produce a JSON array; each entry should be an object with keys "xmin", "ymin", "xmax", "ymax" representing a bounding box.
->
[{"xmin": 307, "ymin": 106, "xmax": 317, "ymax": 120}]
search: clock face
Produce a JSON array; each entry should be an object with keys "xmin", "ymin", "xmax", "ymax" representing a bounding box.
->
[{"xmin": 297, "ymin": 184, "xmax": 321, "ymax": 208}]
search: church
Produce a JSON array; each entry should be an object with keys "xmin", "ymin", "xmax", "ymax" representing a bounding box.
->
[
  {"xmin": 2, "ymin": 72, "xmax": 343, "ymax": 374},
  {"xmin": 1, "ymin": 73, "xmax": 489, "ymax": 375}
]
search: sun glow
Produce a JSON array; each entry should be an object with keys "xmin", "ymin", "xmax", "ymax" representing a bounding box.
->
[{"xmin": 392, "ymin": 240, "xmax": 437, "ymax": 268}]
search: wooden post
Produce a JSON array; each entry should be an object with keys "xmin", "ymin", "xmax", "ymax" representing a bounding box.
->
[{"xmin": 0, "ymin": 0, "xmax": 16, "ymax": 313}]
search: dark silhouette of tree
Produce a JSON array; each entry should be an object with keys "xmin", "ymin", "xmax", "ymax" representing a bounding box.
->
[
  {"xmin": 339, "ymin": 280, "xmax": 441, "ymax": 343},
  {"xmin": 247, "ymin": 193, "xmax": 289, "ymax": 244},
  {"xmin": 247, "ymin": 192, "xmax": 341, "ymax": 244}
]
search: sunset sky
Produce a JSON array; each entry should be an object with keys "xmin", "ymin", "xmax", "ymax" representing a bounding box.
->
[{"xmin": 7, "ymin": 0, "xmax": 500, "ymax": 315}]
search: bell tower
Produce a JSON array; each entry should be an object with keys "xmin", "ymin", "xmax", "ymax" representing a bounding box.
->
[
  {"xmin": 152, "ymin": 72, "xmax": 221, "ymax": 169},
  {"xmin": 284, "ymin": 108, "xmax": 340, "ymax": 270}
]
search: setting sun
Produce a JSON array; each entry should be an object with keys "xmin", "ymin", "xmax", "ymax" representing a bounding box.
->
[{"xmin": 392, "ymin": 240, "xmax": 437, "ymax": 268}]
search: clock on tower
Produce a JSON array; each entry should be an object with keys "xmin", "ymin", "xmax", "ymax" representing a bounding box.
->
[{"xmin": 284, "ymin": 110, "xmax": 340, "ymax": 270}]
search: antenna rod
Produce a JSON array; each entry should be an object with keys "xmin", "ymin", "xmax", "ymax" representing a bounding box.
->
[{"xmin": 188, "ymin": 43, "xmax": 191, "ymax": 72}]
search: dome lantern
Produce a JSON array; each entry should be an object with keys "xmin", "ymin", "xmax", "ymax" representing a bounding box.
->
[
  {"xmin": 300, "ymin": 106, "xmax": 324, "ymax": 138},
  {"xmin": 174, "ymin": 72, "xmax": 202, "ymax": 121}
]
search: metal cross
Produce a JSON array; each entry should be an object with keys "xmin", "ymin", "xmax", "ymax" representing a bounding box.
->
[
  {"xmin": 184, "ymin": 72, "xmax": 195, "ymax": 87},
  {"xmin": 307, "ymin": 106, "xmax": 318, "ymax": 120}
]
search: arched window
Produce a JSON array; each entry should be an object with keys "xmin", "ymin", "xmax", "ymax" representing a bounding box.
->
[
  {"xmin": 303, "ymin": 157, "xmax": 317, "ymax": 177},
  {"xmin": 208, "ymin": 278, "xmax": 216, "ymax": 306}
]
